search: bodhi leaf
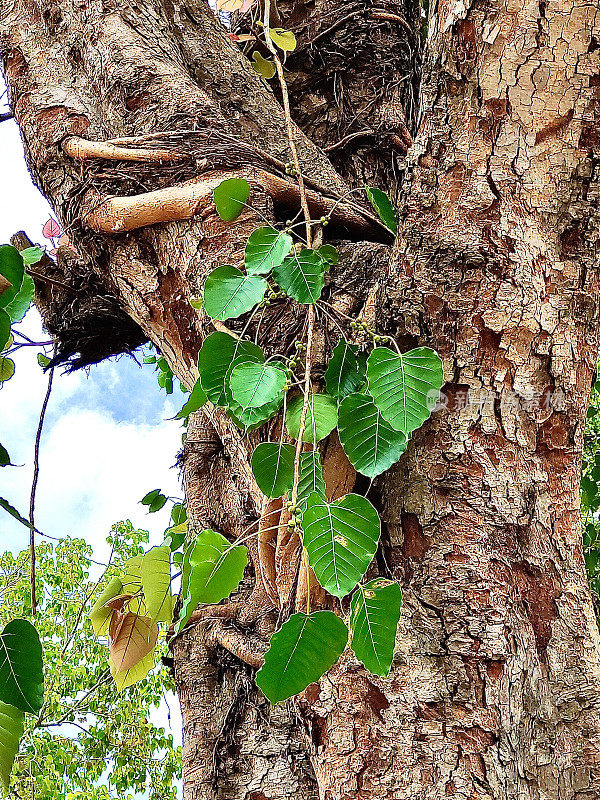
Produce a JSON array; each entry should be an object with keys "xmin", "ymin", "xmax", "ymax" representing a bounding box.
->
[
  {"xmin": 0, "ymin": 701, "xmax": 24, "ymax": 792},
  {"xmin": 0, "ymin": 246, "xmax": 23, "ymax": 309},
  {"xmin": 365, "ymin": 187, "xmax": 397, "ymax": 235},
  {"xmin": 366, "ymin": 347, "xmax": 444, "ymax": 436},
  {"xmin": 175, "ymin": 379, "xmax": 207, "ymax": 419},
  {"xmin": 141, "ymin": 489, "xmax": 161, "ymax": 506},
  {"xmin": 5, "ymin": 274, "xmax": 34, "ymax": 324},
  {"xmin": 0, "ymin": 497, "xmax": 31, "ymax": 530},
  {"xmin": 229, "ymin": 360, "xmax": 288, "ymax": 410},
  {"xmin": 350, "ymin": 579, "xmax": 402, "ymax": 677},
  {"xmin": 203, "ymin": 266, "xmax": 267, "ymax": 321},
  {"xmin": 285, "ymin": 393, "xmax": 338, "ymax": 443},
  {"xmin": 164, "ymin": 521, "xmax": 187, "ymax": 553},
  {"xmin": 0, "ymin": 310, "xmax": 10, "ymax": 352},
  {"xmin": 0, "ymin": 358, "xmax": 15, "ymax": 384},
  {"xmin": 338, "ymin": 393, "xmax": 408, "ymax": 478},
  {"xmin": 251, "ymin": 442, "xmax": 295, "ymax": 498},
  {"xmin": 198, "ymin": 332, "xmax": 264, "ymax": 407},
  {"xmin": 325, "ymin": 339, "xmax": 364, "ymax": 401},
  {"xmin": 301, "ymin": 493, "xmax": 380, "ymax": 597},
  {"xmin": 89, "ymin": 576, "xmax": 124, "ymax": 636},
  {"xmin": 272, "ymin": 248, "xmax": 326, "ymax": 304},
  {"xmin": 140, "ymin": 545, "xmax": 173, "ymax": 623},
  {"xmin": 318, "ymin": 244, "xmax": 339, "ymax": 266},
  {"xmin": 0, "ymin": 619, "xmax": 44, "ymax": 714},
  {"xmin": 297, "ymin": 450, "xmax": 326, "ymax": 509},
  {"xmin": 256, "ymin": 611, "xmax": 347, "ymax": 704},
  {"xmin": 111, "ymin": 651, "xmax": 155, "ymax": 693},
  {"xmin": 251, "ymin": 52, "xmax": 276, "ymax": 79},
  {"xmin": 0, "ymin": 444, "xmax": 10, "ymax": 467},
  {"xmin": 20, "ymin": 246, "xmax": 43, "ymax": 266},
  {"xmin": 177, "ymin": 530, "xmax": 248, "ymax": 632},
  {"xmin": 225, "ymin": 362, "xmax": 283, "ymax": 429},
  {"xmin": 109, "ymin": 613, "xmax": 158, "ymax": 675},
  {"xmin": 214, "ymin": 178, "xmax": 250, "ymax": 221},
  {"xmin": 245, "ymin": 227, "xmax": 293, "ymax": 275},
  {"xmin": 268, "ymin": 27, "xmax": 297, "ymax": 52}
]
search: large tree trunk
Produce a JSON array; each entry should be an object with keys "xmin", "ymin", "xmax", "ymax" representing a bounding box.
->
[{"xmin": 3, "ymin": 0, "xmax": 600, "ymax": 797}]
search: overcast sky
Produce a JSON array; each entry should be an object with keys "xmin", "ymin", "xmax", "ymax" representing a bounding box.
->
[{"xmin": 0, "ymin": 95, "xmax": 185, "ymax": 764}]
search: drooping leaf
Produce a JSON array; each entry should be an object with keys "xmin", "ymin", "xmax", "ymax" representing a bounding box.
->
[
  {"xmin": 0, "ymin": 701, "xmax": 24, "ymax": 792},
  {"xmin": 0, "ymin": 445, "xmax": 10, "ymax": 467},
  {"xmin": 141, "ymin": 489, "xmax": 161, "ymax": 506},
  {"xmin": 0, "ymin": 359, "xmax": 15, "ymax": 384},
  {"xmin": 5, "ymin": 274, "xmax": 34, "ymax": 324},
  {"xmin": 349, "ymin": 579, "xmax": 402, "ymax": 676},
  {"xmin": 111, "ymin": 651, "xmax": 155, "ymax": 692},
  {"xmin": 109, "ymin": 613, "xmax": 158, "ymax": 674},
  {"xmin": 177, "ymin": 530, "xmax": 248, "ymax": 632},
  {"xmin": 245, "ymin": 227, "xmax": 293, "ymax": 275},
  {"xmin": 175, "ymin": 379, "xmax": 207, "ymax": 419},
  {"xmin": 285, "ymin": 393, "xmax": 338, "ymax": 443},
  {"xmin": 148, "ymin": 493, "xmax": 167, "ymax": 513},
  {"xmin": 213, "ymin": 178, "xmax": 250, "ymax": 222},
  {"xmin": 20, "ymin": 246, "xmax": 44, "ymax": 266},
  {"xmin": 366, "ymin": 347, "xmax": 444, "ymax": 436},
  {"xmin": 89, "ymin": 576, "xmax": 124, "ymax": 636},
  {"xmin": 297, "ymin": 450, "xmax": 326, "ymax": 508},
  {"xmin": 301, "ymin": 493, "xmax": 380, "ymax": 598},
  {"xmin": 325, "ymin": 340, "xmax": 364, "ymax": 401},
  {"xmin": 198, "ymin": 332, "xmax": 264, "ymax": 407},
  {"xmin": 251, "ymin": 442, "xmax": 295, "ymax": 498},
  {"xmin": 140, "ymin": 546, "xmax": 173, "ymax": 623},
  {"xmin": 272, "ymin": 248, "xmax": 326, "ymax": 304},
  {"xmin": 171, "ymin": 503, "xmax": 187, "ymax": 526},
  {"xmin": 256, "ymin": 611, "xmax": 347, "ymax": 704},
  {"xmin": 0, "ymin": 246, "xmax": 24, "ymax": 309},
  {"xmin": 365, "ymin": 187, "xmax": 397, "ymax": 235},
  {"xmin": 164, "ymin": 521, "xmax": 187, "ymax": 552},
  {"xmin": 0, "ymin": 311, "xmax": 10, "ymax": 352},
  {"xmin": 0, "ymin": 619, "xmax": 44, "ymax": 714},
  {"xmin": 338, "ymin": 393, "xmax": 408, "ymax": 478},
  {"xmin": 203, "ymin": 265, "xmax": 267, "ymax": 321},
  {"xmin": 0, "ymin": 497, "xmax": 31, "ymax": 530},
  {"xmin": 229, "ymin": 360, "xmax": 288, "ymax": 410},
  {"xmin": 268, "ymin": 27, "xmax": 297, "ymax": 52},
  {"xmin": 251, "ymin": 52, "xmax": 276, "ymax": 79}
]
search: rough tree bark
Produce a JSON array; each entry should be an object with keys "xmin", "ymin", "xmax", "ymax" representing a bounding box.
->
[{"xmin": 2, "ymin": 0, "xmax": 600, "ymax": 798}]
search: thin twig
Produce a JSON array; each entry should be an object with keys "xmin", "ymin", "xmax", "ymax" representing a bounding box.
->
[{"xmin": 29, "ymin": 366, "xmax": 54, "ymax": 616}]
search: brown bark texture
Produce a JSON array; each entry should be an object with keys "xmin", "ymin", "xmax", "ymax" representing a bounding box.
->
[{"xmin": 2, "ymin": 0, "xmax": 600, "ymax": 798}]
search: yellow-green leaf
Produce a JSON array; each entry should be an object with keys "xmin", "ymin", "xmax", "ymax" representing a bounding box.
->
[
  {"xmin": 268, "ymin": 27, "xmax": 297, "ymax": 52},
  {"xmin": 252, "ymin": 52, "xmax": 276, "ymax": 80}
]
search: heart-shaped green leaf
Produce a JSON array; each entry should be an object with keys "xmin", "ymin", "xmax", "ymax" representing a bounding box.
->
[
  {"xmin": 175, "ymin": 379, "xmax": 207, "ymax": 419},
  {"xmin": 214, "ymin": 178, "xmax": 250, "ymax": 222},
  {"xmin": 365, "ymin": 187, "xmax": 397, "ymax": 235},
  {"xmin": 325, "ymin": 339, "xmax": 364, "ymax": 401},
  {"xmin": 272, "ymin": 248, "xmax": 326, "ymax": 304},
  {"xmin": 256, "ymin": 611, "xmax": 347, "ymax": 703},
  {"xmin": 198, "ymin": 332, "xmax": 264, "ymax": 407},
  {"xmin": 177, "ymin": 530, "xmax": 248, "ymax": 631},
  {"xmin": 0, "ymin": 701, "xmax": 24, "ymax": 791},
  {"xmin": 338, "ymin": 393, "xmax": 408, "ymax": 478},
  {"xmin": 251, "ymin": 52, "xmax": 276, "ymax": 79},
  {"xmin": 366, "ymin": 347, "xmax": 443, "ymax": 436},
  {"xmin": 350, "ymin": 579, "xmax": 402, "ymax": 676},
  {"xmin": 0, "ymin": 247, "xmax": 24, "ymax": 309},
  {"xmin": 229, "ymin": 360, "xmax": 288, "ymax": 410},
  {"xmin": 204, "ymin": 266, "xmax": 267, "ymax": 321},
  {"xmin": 140, "ymin": 545, "xmax": 173, "ymax": 623},
  {"xmin": 225, "ymin": 362, "xmax": 283, "ymax": 429},
  {"xmin": 251, "ymin": 442, "xmax": 295, "ymax": 498},
  {"xmin": 297, "ymin": 450, "xmax": 326, "ymax": 508},
  {"xmin": 0, "ymin": 619, "xmax": 44, "ymax": 714},
  {"xmin": 5, "ymin": 274, "xmax": 34, "ymax": 324},
  {"xmin": 268, "ymin": 27, "xmax": 297, "ymax": 52},
  {"xmin": 245, "ymin": 227, "xmax": 293, "ymax": 275},
  {"xmin": 301, "ymin": 493, "xmax": 380, "ymax": 597},
  {"xmin": 285, "ymin": 393, "xmax": 338, "ymax": 443},
  {"xmin": 20, "ymin": 246, "xmax": 43, "ymax": 266},
  {"xmin": 0, "ymin": 358, "xmax": 15, "ymax": 384}
]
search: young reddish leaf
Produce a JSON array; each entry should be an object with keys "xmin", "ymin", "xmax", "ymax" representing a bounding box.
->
[
  {"xmin": 109, "ymin": 612, "xmax": 158, "ymax": 673},
  {"xmin": 42, "ymin": 218, "xmax": 62, "ymax": 239}
]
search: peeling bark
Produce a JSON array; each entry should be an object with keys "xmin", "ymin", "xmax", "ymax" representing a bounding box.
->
[{"xmin": 3, "ymin": 0, "xmax": 600, "ymax": 798}]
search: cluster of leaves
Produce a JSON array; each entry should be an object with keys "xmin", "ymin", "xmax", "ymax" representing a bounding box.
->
[
  {"xmin": 0, "ymin": 526, "xmax": 180, "ymax": 798},
  {"xmin": 170, "ymin": 178, "xmax": 443, "ymax": 703}
]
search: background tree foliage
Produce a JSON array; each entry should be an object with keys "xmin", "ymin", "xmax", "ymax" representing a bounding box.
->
[{"xmin": 0, "ymin": 522, "xmax": 181, "ymax": 799}]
